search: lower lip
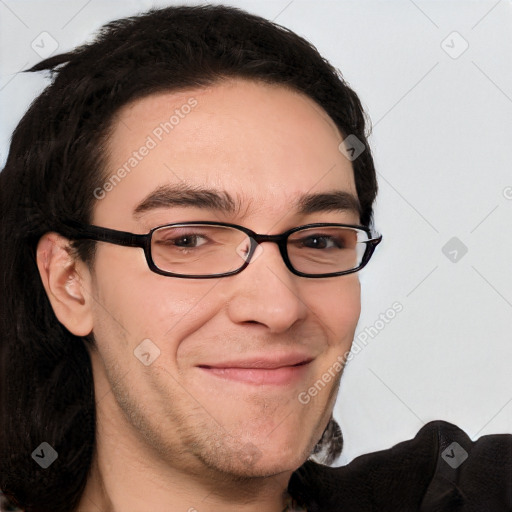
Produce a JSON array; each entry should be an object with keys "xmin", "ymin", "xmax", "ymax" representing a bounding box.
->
[{"xmin": 199, "ymin": 364, "xmax": 310, "ymax": 385}]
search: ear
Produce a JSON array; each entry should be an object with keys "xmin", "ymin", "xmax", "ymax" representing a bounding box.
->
[{"xmin": 36, "ymin": 233, "xmax": 94, "ymax": 337}]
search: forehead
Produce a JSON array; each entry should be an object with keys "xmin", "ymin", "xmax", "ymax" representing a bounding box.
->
[{"xmin": 94, "ymin": 78, "xmax": 358, "ymax": 227}]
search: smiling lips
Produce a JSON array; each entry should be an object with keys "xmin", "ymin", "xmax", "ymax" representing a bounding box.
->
[{"xmin": 198, "ymin": 354, "xmax": 314, "ymax": 385}]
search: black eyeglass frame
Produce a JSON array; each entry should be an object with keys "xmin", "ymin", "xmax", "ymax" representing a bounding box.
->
[{"xmin": 60, "ymin": 220, "xmax": 382, "ymax": 279}]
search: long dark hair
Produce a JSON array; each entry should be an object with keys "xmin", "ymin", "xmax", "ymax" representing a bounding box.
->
[{"xmin": 0, "ymin": 5, "xmax": 378, "ymax": 511}]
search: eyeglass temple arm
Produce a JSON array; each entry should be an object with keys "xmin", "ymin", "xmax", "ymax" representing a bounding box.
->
[{"xmin": 60, "ymin": 221, "xmax": 147, "ymax": 247}]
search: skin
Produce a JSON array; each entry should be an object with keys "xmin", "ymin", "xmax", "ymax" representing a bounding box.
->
[{"xmin": 37, "ymin": 78, "xmax": 362, "ymax": 512}]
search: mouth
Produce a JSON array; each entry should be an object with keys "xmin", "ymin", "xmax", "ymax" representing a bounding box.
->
[{"xmin": 197, "ymin": 356, "xmax": 314, "ymax": 386}]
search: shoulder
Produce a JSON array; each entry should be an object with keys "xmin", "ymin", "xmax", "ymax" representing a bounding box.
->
[{"xmin": 289, "ymin": 420, "xmax": 512, "ymax": 512}]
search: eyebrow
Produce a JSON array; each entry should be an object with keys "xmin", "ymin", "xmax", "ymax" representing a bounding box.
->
[{"xmin": 133, "ymin": 183, "xmax": 361, "ymax": 219}]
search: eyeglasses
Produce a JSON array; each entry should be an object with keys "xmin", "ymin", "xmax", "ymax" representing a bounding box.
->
[{"xmin": 61, "ymin": 220, "xmax": 382, "ymax": 279}]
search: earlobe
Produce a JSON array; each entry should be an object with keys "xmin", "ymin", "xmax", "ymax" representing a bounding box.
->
[{"xmin": 36, "ymin": 233, "xmax": 94, "ymax": 337}]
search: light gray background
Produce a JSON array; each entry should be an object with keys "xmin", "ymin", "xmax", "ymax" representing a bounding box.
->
[{"xmin": 1, "ymin": 0, "xmax": 511, "ymax": 466}]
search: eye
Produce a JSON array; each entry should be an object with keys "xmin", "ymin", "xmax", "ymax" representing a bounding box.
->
[
  {"xmin": 171, "ymin": 234, "xmax": 208, "ymax": 248},
  {"xmin": 300, "ymin": 235, "xmax": 342, "ymax": 250},
  {"xmin": 154, "ymin": 228, "xmax": 211, "ymax": 249}
]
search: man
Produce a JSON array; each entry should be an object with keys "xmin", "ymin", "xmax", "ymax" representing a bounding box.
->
[
  {"xmin": 0, "ymin": 5, "xmax": 510, "ymax": 512},
  {"xmin": 0, "ymin": 5, "xmax": 379, "ymax": 510}
]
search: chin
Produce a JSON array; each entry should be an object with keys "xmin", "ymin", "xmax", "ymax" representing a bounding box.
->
[
  {"xmin": 197, "ymin": 435, "xmax": 313, "ymax": 480},
  {"xmin": 205, "ymin": 455, "xmax": 306, "ymax": 481}
]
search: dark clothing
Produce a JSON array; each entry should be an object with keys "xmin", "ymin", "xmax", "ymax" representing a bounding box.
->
[{"xmin": 289, "ymin": 420, "xmax": 512, "ymax": 511}]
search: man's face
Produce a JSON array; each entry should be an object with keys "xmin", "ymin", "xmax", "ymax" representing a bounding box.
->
[{"xmin": 87, "ymin": 78, "xmax": 361, "ymax": 478}]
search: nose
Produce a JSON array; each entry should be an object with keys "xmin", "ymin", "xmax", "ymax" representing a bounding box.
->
[{"xmin": 225, "ymin": 242, "xmax": 308, "ymax": 333}]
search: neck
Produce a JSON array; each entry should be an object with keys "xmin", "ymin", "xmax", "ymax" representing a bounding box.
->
[{"xmin": 78, "ymin": 448, "xmax": 291, "ymax": 512}]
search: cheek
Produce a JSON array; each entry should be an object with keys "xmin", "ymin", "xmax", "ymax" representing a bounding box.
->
[
  {"xmin": 90, "ymin": 247, "xmax": 221, "ymax": 351},
  {"xmin": 311, "ymin": 276, "xmax": 361, "ymax": 343}
]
